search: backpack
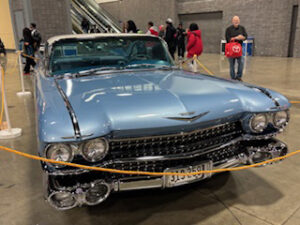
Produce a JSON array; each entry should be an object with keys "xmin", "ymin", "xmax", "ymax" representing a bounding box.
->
[{"xmin": 225, "ymin": 41, "xmax": 242, "ymax": 58}]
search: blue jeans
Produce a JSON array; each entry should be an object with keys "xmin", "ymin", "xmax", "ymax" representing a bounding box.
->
[{"xmin": 228, "ymin": 57, "xmax": 244, "ymax": 79}]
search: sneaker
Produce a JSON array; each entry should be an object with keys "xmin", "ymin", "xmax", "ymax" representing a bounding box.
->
[
  {"xmin": 23, "ymin": 72, "xmax": 30, "ymax": 75},
  {"xmin": 236, "ymin": 77, "xmax": 243, "ymax": 82}
]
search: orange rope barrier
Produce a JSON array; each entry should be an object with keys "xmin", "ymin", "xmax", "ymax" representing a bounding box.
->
[
  {"xmin": 16, "ymin": 50, "xmax": 39, "ymax": 61},
  {"xmin": 0, "ymin": 145, "xmax": 299, "ymax": 177}
]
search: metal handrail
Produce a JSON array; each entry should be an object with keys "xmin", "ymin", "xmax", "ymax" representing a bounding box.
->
[{"xmin": 71, "ymin": 0, "xmax": 121, "ymax": 33}]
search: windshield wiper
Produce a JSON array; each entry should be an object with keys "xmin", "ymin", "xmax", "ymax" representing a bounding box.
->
[
  {"xmin": 78, "ymin": 67, "xmax": 120, "ymax": 75},
  {"xmin": 124, "ymin": 64, "xmax": 176, "ymax": 70},
  {"xmin": 60, "ymin": 67, "xmax": 120, "ymax": 78}
]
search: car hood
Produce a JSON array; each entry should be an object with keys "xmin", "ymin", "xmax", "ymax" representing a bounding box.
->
[{"xmin": 56, "ymin": 69, "xmax": 290, "ymax": 138}]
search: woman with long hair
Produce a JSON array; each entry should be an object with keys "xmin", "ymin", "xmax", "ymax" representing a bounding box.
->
[{"xmin": 125, "ymin": 20, "xmax": 138, "ymax": 33}]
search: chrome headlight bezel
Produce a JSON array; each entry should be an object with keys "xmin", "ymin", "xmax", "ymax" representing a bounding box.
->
[
  {"xmin": 48, "ymin": 191, "xmax": 78, "ymax": 210},
  {"xmin": 81, "ymin": 138, "xmax": 109, "ymax": 162},
  {"xmin": 84, "ymin": 181, "xmax": 111, "ymax": 206},
  {"xmin": 273, "ymin": 110, "xmax": 289, "ymax": 129},
  {"xmin": 45, "ymin": 144, "xmax": 74, "ymax": 168},
  {"xmin": 249, "ymin": 113, "xmax": 268, "ymax": 133}
]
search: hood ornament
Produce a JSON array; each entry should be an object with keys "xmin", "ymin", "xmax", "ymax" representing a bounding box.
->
[{"xmin": 166, "ymin": 111, "xmax": 210, "ymax": 122}]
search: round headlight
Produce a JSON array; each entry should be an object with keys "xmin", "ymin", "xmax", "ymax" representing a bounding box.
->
[
  {"xmin": 250, "ymin": 114, "xmax": 268, "ymax": 133},
  {"xmin": 82, "ymin": 138, "xmax": 108, "ymax": 162},
  {"xmin": 49, "ymin": 191, "xmax": 77, "ymax": 210},
  {"xmin": 45, "ymin": 144, "xmax": 73, "ymax": 168},
  {"xmin": 273, "ymin": 111, "xmax": 288, "ymax": 128}
]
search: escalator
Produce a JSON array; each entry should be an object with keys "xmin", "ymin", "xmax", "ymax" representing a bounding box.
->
[{"xmin": 71, "ymin": 0, "xmax": 122, "ymax": 34}]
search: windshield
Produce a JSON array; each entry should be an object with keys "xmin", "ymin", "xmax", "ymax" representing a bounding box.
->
[{"xmin": 49, "ymin": 36, "xmax": 174, "ymax": 75}]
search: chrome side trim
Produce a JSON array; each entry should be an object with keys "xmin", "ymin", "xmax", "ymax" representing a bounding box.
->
[
  {"xmin": 62, "ymin": 134, "xmax": 94, "ymax": 140},
  {"xmin": 252, "ymin": 87, "xmax": 280, "ymax": 107},
  {"xmin": 54, "ymin": 79, "xmax": 81, "ymax": 139}
]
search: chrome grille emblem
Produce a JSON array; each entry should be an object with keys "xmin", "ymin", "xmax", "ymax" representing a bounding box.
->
[{"xmin": 166, "ymin": 111, "xmax": 210, "ymax": 122}]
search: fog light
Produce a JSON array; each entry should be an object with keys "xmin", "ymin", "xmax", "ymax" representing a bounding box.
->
[
  {"xmin": 273, "ymin": 111, "xmax": 288, "ymax": 128},
  {"xmin": 82, "ymin": 138, "xmax": 108, "ymax": 162},
  {"xmin": 250, "ymin": 114, "xmax": 268, "ymax": 133},
  {"xmin": 85, "ymin": 181, "xmax": 110, "ymax": 206},
  {"xmin": 252, "ymin": 151, "xmax": 272, "ymax": 163},
  {"xmin": 49, "ymin": 191, "xmax": 77, "ymax": 210}
]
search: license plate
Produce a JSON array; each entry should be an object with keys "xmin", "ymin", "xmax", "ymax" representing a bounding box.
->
[{"xmin": 164, "ymin": 161, "xmax": 213, "ymax": 188}]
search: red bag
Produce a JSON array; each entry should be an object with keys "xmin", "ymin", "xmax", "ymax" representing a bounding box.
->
[{"xmin": 225, "ymin": 41, "xmax": 242, "ymax": 58}]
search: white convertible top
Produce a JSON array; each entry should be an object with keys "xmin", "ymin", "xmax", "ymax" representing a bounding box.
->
[{"xmin": 47, "ymin": 33, "xmax": 158, "ymax": 46}]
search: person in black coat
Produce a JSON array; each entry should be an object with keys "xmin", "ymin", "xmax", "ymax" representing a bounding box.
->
[
  {"xmin": 30, "ymin": 23, "xmax": 42, "ymax": 52},
  {"xmin": 176, "ymin": 23, "xmax": 186, "ymax": 59},
  {"xmin": 81, "ymin": 18, "xmax": 90, "ymax": 33},
  {"xmin": 23, "ymin": 27, "xmax": 36, "ymax": 75},
  {"xmin": 164, "ymin": 18, "xmax": 177, "ymax": 59}
]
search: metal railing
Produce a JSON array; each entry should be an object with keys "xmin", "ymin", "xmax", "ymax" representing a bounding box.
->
[{"xmin": 71, "ymin": 0, "xmax": 121, "ymax": 33}]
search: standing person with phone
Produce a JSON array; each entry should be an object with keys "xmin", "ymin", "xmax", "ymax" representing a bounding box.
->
[{"xmin": 225, "ymin": 16, "xmax": 248, "ymax": 81}]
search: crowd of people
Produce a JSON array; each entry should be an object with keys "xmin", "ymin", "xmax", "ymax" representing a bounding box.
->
[
  {"xmin": 0, "ymin": 15, "xmax": 246, "ymax": 80},
  {"xmin": 120, "ymin": 16, "xmax": 247, "ymax": 80},
  {"xmin": 80, "ymin": 17, "xmax": 204, "ymax": 64},
  {"xmin": 121, "ymin": 18, "xmax": 204, "ymax": 62}
]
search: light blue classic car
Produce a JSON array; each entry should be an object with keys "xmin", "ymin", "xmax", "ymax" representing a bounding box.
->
[{"xmin": 35, "ymin": 34, "xmax": 290, "ymax": 210}]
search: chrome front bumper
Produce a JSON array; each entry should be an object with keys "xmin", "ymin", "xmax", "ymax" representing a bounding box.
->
[
  {"xmin": 45, "ymin": 138, "xmax": 288, "ymax": 210},
  {"xmin": 115, "ymin": 158, "xmax": 239, "ymax": 191}
]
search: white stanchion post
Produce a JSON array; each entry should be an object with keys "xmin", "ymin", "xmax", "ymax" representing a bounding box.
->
[
  {"xmin": 192, "ymin": 56, "xmax": 197, "ymax": 73},
  {"xmin": 179, "ymin": 59, "xmax": 183, "ymax": 70},
  {"xmin": 0, "ymin": 65, "xmax": 22, "ymax": 139},
  {"xmin": 16, "ymin": 51, "xmax": 31, "ymax": 97}
]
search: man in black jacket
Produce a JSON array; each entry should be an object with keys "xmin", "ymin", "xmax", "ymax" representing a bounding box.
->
[
  {"xmin": 164, "ymin": 18, "xmax": 177, "ymax": 59},
  {"xmin": 225, "ymin": 16, "xmax": 247, "ymax": 81},
  {"xmin": 176, "ymin": 23, "xmax": 186, "ymax": 60},
  {"xmin": 30, "ymin": 23, "xmax": 42, "ymax": 52}
]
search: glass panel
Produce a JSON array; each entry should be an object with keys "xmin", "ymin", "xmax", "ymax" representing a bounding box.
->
[{"xmin": 49, "ymin": 36, "xmax": 174, "ymax": 75}]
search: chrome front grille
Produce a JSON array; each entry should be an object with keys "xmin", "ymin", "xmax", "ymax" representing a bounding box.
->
[
  {"xmin": 109, "ymin": 142, "xmax": 241, "ymax": 172},
  {"xmin": 50, "ymin": 122, "xmax": 244, "ymax": 178},
  {"xmin": 108, "ymin": 122, "xmax": 243, "ymax": 160},
  {"xmin": 50, "ymin": 142, "xmax": 242, "ymax": 183}
]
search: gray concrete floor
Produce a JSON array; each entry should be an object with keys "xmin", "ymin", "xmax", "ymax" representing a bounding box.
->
[{"xmin": 0, "ymin": 53, "xmax": 300, "ymax": 225}]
